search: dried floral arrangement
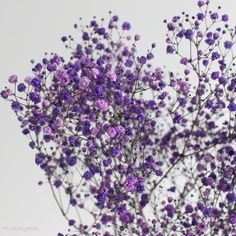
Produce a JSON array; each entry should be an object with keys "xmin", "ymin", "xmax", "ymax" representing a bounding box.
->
[{"xmin": 1, "ymin": 1, "xmax": 236, "ymax": 235}]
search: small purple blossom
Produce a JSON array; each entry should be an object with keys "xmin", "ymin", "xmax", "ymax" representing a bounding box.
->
[
  {"xmin": 94, "ymin": 99, "xmax": 109, "ymax": 111},
  {"xmin": 124, "ymin": 177, "xmax": 138, "ymax": 192},
  {"xmin": 79, "ymin": 76, "xmax": 90, "ymax": 90},
  {"xmin": 8, "ymin": 75, "xmax": 18, "ymax": 83}
]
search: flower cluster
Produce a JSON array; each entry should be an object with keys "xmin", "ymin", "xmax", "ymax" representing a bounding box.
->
[{"xmin": 1, "ymin": 1, "xmax": 236, "ymax": 236}]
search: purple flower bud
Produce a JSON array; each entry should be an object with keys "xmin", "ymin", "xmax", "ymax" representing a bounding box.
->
[
  {"xmin": 147, "ymin": 52, "xmax": 154, "ymax": 60},
  {"xmin": 180, "ymin": 57, "xmax": 189, "ymax": 65},
  {"xmin": 66, "ymin": 156, "xmax": 77, "ymax": 166},
  {"xmin": 95, "ymin": 99, "xmax": 109, "ymax": 111},
  {"xmin": 112, "ymin": 146, "xmax": 120, "ymax": 157},
  {"xmin": 139, "ymin": 56, "xmax": 147, "ymax": 64},
  {"xmin": 198, "ymin": 0, "xmax": 205, "ymax": 7},
  {"xmin": 205, "ymin": 38, "xmax": 215, "ymax": 46},
  {"xmin": 197, "ymin": 222, "xmax": 207, "ymax": 232},
  {"xmin": 185, "ymin": 204, "xmax": 194, "ymax": 213},
  {"xmin": 31, "ymin": 77, "xmax": 42, "ymax": 88},
  {"xmin": 197, "ymin": 31, "xmax": 203, "ymax": 38},
  {"xmin": 68, "ymin": 219, "xmax": 75, "ymax": 226},
  {"xmin": 167, "ymin": 23, "xmax": 175, "ymax": 31},
  {"xmin": 184, "ymin": 69, "xmax": 190, "ymax": 75},
  {"xmin": 151, "ymin": 43, "xmax": 156, "ymax": 48},
  {"xmin": 211, "ymin": 71, "xmax": 220, "ymax": 80},
  {"xmin": 83, "ymin": 170, "xmax": 93, "ymax": 180},
  {"xmin": 167, "ymin": 45, "xmax": 175, "ymax": 54},
  {"xmin": 224, "ymin": 40, "xmax": 233, "ymax": 49},
  {"xmin": 165, "ymin": 204, "xmax": 175, "ymax": 218},
  {"xmin": 219, "ymin": 76, "xmax": 227, "ymax": 85},
  {"xmin": 228, "ymin": 102, "xmax": 236, "ymax": 111},
  {"xmin": 229, "ymin": 214, "xmax": 236, "ymax": 224},
  {"xmin": 210, "ymin": 12, "xmax": 219, "ymax": 20},
  {"xmin": 1, "ymin": 90, "xmax": 9, "ymax": 99},
  {"xmin": 29, "ymin": 92, "xmax": 41, "ymax": 104},
  {"xmin": 61, "ymin": 36, "xmax": 67, "ymax": 42},
  {"xmin": 107, "ymin": 127, "xmax": 117, "ymax": 138},
  {"xmin": 17, "ymin": 83, "xmax": 27, "ymax": 92},
  {"xmin": 202, "ymin": 59, "xmax": 209, "ymax": 66},
  {"xmin": 134, "ymin": 34, "xmax": 140, "ymax": 41},
  {"xmin": 54, "ymin": 180, "xmax": 62, "ymax": 188},
  {"xmin": 184, "ymin": 29, "xmax": 194, "ymax": 39},
  {"xmin": 222, "ymin": 14, "xmax": 229, "ymax": 22},
  {"xmin": 211, "ymin": 51, "xmax": 221, "ymax": 60},
  {"xmin": 124, "ymin": 177, "xmax": 138, "ymax": 191},
  {"xmin": 226, "ymin": 193, "xmax": 236, "ymax": 202},
  {"xmin": 8, "ymin": 74, "xmax": 18, "ymax": 84},
  {"xmin": 79, "ymin": 76, "xmax": 90, "ymax": 90},
  {"xmin": 122, "ymin": 22, "xmax": 131, "ymax": 30},
  {"xmin": 197, "ymin": 13, "xmax": 205, "ymax": 21},
  {"xmin": 213, "ymin": 32, "xmax": 219, "ymax": 39}
]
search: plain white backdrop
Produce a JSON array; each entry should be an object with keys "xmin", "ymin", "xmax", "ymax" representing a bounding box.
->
[{"xmin": 0, "ymin": 0, "xmax": 235, "ymax": 235}]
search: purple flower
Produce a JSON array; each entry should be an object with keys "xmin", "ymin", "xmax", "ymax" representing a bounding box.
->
[
  {"xmin": 134, "ymin": 34, "xmax": 141, "ymax": 41},
  {"xmin": 112, "ymin": 146, "xmax": 120, "ymax": 157},
  {"xmin": 228, "ymin": 102, "xmax": 236, "ymax": 111},
  {"xmin": 197, "ymin": 13, "xmax": 205, "ymax": 21},
  {"xmin": 197, "ymin": 0, "xmax": 205, "ymax": 7},
  {"xmin": 222, "ymin": 14, "xmax": 229, "ymax": 22},
  {"xmin": 226, "ymin": 193, "xmax": 236, "ymax": 202},
  {"xmin": 119, "ymin": 212, "xmax": 134, "ymax": 224},
  {"xmin": 139, "ymin": 56, "xmax": 147, "ymax": 64},
  {"xmin": 8, "ymin": 74, "xmax": 18, "ymax": 83},
  {"xmin": 29, "ymin": 92, "xmax": 41, "ymax": 104},
  {"xmin": 180, "ymin": 57, "xmax": 188, "ymax": 65},
  {"xmin": 167, "ymin": 45, "xmax": 175, "ymax": 54},
  {"xmin": 205, "ymin": 38, "xmax": 215, "ymax": 46},
  {"xmin": 224, "ymin": 40, "xmax": 233, "ymax": 49},
  {"xmin": 211, "ymin": 51, "xmax": 220, "ymax": 60},
  {"xmin": 94, "ymin": 85, "xmax": 104, "ymax": 97},
  {"xmin": 229, "ymin": 214, "xmax": 236, "ymax": 224},
  {"xmin": 165, "ymin": 204, "xmax": 175, "ymax": 218},
  {"xmin": 94, "ymin": 99, "xmax": 109, "ymax": 111},
  {"xmin": 17, "ymin": 83, "xmax": 26, "ymax": 92},
  {"xmin": 140, "ymin": 193, "xmax": 149, "ymax": 207},
  {"xmin": 122, "ymin": 22, "xmax": 131, "ymax": 30},
  {"xmin": 55, "ymin": 68, "xmax": 67, "ymax": 80},
  {"xmin": 66, "ymin": 156, "xmax": 77, "ymax": 166},
  {"xmin": 54, "ymin": 180, "xmax": 62, "ymax": 188},
  {"xmin": 167, "ymin": 23, "xmax": 175, "ymax": 31},
  {"xmin": 79, "ymin": 76, "xmax": 90, "ymax": 90},
  {"xmin": 68, "ymin": 219, "xmax": 75, "ymax": 226},
  {"xmin": 202, "ymin": 59, "xmax": 209, "ymax": 66},
  {"xmin": 210, "ymin": 12, "xmax": 219, "ymax": 20},
  {"xmin": 61, "ymin": 36, "xmax": 67, "ymax": 42},
  {"xmin": 11, "ymin": 101, "xmax": 22, "ymax": 111},
  {"xmin": 117, "ymin": 204, "xmax": 127, "ymax": 215},
  {"xmin": 184, "ymin": 29, "xmax": 194, "ymax": 39},
  {"xmin": 83, "ymin": 170, "xmax": 93, "ymax": 180},
  {"xmin": 197, "ymin": 222, "xmax": 207, "ymax": 232},
  {"xmin": 107, "ymin": 127, "xmax": 117, "ymax": 138},
  {"xmin": 211, "ymin": 71, "xmax": 220, "ymax": 79},
  {"xmin": 31, "ymin": 77, "xmax": 42, "ymax": 88},
  {"xmin": 124, "ymin": 177, "xmax": 138, "ymax": 191},
  {"xmin": 35, "ymin": 153, "xmax": 44, "ymax": 165},
  {"xmin": 1, "ymin": 89, "xmax": 10, "ymax": 99},
  {"xmin": 185, "ymin": 204, "xmax": 194, "ymax": 213}
]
